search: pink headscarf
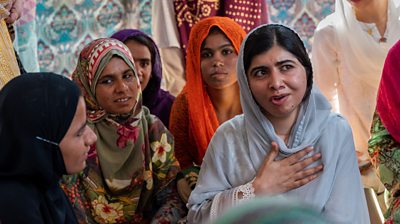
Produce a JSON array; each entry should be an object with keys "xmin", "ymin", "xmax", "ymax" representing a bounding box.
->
[{"xmin": 377, "ymin": 40, "xmax": 400, "ymax": 142}]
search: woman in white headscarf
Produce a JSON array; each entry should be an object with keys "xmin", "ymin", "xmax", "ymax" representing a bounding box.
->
[
  {"xmin": 312, "ymin": 0, "xmax": 400, "ymax": 193},
  {"xmin": 187, "ymin": 24, "xmax": 369, "ymax": 224}
]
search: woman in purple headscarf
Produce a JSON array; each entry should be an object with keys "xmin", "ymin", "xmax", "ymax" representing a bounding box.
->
[{"xmin": 111, "ymin": 29, "xmax": 175, "ymax": 127}]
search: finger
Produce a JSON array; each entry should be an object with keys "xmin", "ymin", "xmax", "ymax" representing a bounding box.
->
[
  {"xmin": 291, "ymin": 153, "xmax": 322, "ymax": 172},
  {"xmin": 292, "ymin": 164, "xmax": 323, "ymax": 181},
  {"xmin": 285, "ymin": 172, "xmax": 321, "ymax": 190},
  {"xmin": 283, "ymin": 146, "xmax": 314, "ymax": 165},
  {"xmin": 256, "ymin": 142, "xmax": 279, "ymax": 176},
  {"xmin": 265, "ymin": 141, "xmax": 280, "ymax": 164}
]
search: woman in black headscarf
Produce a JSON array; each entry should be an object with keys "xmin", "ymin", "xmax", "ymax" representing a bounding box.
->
[{"xmin": 0, "ymin": 73, "xmax": 97, "ymax": 223}]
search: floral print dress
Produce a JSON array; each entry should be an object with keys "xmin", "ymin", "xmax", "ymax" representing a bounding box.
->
[
  {"xmin": 61, "ymin": 108, "xmax": 186, "ymax": 224},
  {"xmin": 369, "ymin": 112, "xmax": 400, "ymax": 223}
]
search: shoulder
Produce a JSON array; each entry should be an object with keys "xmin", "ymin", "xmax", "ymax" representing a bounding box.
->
[
  {"xmin": 319, "ymin": 112, "xmax": 354, "ymax": 145},
  {"xmin": 208, "ymin": 115, "xmax": 246, "ymax": 154},
  {"xmin": 327, "ymin": 112, "xmax": 352, "ymax": 131},
  {"xmin": 159, "ymin": 89, "xmax": 176, "ymax": 101},
  {"xmin": 313, "ymin": 15, "xmax": 338, "ymax": 44},
  {"xmin": 170, "ymin": 92, "xmax": 188, "ymax": 122},
  {"xmin": 174, "ymin": 91, "xmax": 188, "ymax": 105},
  {"xmin": 0, "ymin": 181, "xmax": 42, "ymax": 221}
]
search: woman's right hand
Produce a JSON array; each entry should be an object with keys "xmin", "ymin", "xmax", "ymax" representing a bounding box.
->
[{"xmin": 252, "ymin": 141, "xmax": 323, "ymax": 196}]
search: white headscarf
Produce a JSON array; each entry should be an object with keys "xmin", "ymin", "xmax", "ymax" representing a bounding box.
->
[
  {"xmin": 335, "ymin": 0, "xmax": 400, "ymax": 88},
  {"xmin": 236, "ymin": 24, "xmax": 332, "ymax": 165}
]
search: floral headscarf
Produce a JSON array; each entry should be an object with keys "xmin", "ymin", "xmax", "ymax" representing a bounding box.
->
[{"xmin": 65, "ymin": 38, "xmax": 181, "ymax": 223}]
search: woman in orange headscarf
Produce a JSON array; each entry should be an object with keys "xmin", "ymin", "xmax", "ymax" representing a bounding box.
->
[{"xmin": 169, "ymin": 16, "xmax": 246, "ymax": 202}]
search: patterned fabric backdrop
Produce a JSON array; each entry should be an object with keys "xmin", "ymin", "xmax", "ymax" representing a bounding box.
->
[
  {"xmin": 16, "ymin": 0, "xmax": 152, "ymax": 75},
  {"xmin": 15, "ymin": 0, "xmax": 334, "ymax": 76}
]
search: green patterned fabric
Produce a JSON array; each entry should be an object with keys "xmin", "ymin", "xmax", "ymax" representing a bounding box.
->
[{"xmin": 369, "ymin": 111, "xmax": 400, "ymax": 223}]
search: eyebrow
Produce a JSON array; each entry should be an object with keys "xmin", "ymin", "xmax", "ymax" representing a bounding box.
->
[
  {"xmin": 76, "ymin": 121, "xmax": 87, "ymax": 135},
  {"xmin": 100, "ymin": 68, "xmax": 133, "ymax": 79},
  {"xmin": 249, "ymin": 65, "xmax": 269, "ymax": 75},
  {"xmin": 275, "ymin": 59, "xmax": 294, "ymax": 66},
  {"xmin": 201, "ymin": 43, "xmax": 233, "ymax": 51},
  {"xmin": 123, "ymin": 68, "xmax": 134, "ymax": 74},
  {"xmin": 133, "ymin": 57, "xmax": 151, "ymax": 61},
  {"xmin": 249, "ymin": 59, "xmax": 295, "ymax": 73}
]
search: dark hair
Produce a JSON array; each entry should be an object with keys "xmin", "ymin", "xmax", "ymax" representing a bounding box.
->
[
  {"xmin": 243, "ymin": 24, "xmax": 313, "ymax": 100},
  {"xmin": 125, "ymin": 35, "xmax": 156, "ymax": 67},
  {"xmin": 201, "ymin": 26, "xmax": 227, "ymax": 49}
]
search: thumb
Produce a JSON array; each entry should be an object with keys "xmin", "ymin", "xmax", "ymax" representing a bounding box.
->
[
  {"xmin": 259, "ymin": 141, "xmax": 279, "ymax": 173},
  {"xmin": 266, "ymin": 141, "xmax": 279, "ymax": 163}
]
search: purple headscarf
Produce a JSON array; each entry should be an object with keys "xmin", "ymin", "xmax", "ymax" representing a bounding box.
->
[{"xmin": 111, "ymin": 29, "xmax": 175, "ymax": 127}]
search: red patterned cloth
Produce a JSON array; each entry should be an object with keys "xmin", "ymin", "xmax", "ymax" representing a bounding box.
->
[
  {"xmin": 173, "ymin": 0, "xmax": 268, "ymax": 56},
  {"xmin": 376, "ymin": 40, "xmax": 400, "ymax": 142}
]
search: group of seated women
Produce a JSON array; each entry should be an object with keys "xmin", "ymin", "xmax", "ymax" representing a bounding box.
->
[{"xmin": 4, "ymin": 13, "xmax": 397, "ymax": 223}]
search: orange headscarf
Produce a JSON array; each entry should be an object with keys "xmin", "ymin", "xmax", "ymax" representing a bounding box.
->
[{"xmin": 176, "ymin": 16, "xmax": 246, "ymax": 160}]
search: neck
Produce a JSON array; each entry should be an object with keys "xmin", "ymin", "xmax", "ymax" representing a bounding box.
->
[
  {"xmin": 207, "ymin": 83, "xmax": 242, "ymax": 124},
  {"xmin": 354, "ymin": 0, "xmax": 388, "ymax": 35},
  {"xmin": 266, "ymin": 107, "xmax": 300, "ymax": 143}
]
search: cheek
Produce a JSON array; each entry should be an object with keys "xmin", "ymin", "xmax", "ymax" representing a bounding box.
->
[
  {"xmin": 200, "ymin": 61, "xmax": 208, "ymax": 79},
  {"xmin": 145, "ymin": 67, "xmax": 152, "ymax": 79},
  {"xmin": 95, "ymin": 87, "xmax": 111, "ymax": 107}
]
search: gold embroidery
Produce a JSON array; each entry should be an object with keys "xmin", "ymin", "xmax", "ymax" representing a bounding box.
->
[
  {"xmin": 174, "ymin": 0, "xmax": 220, "ymax": 27},
  {"xmin": 0, "ymin": 19, "xmax": 20, "ymax": 89}
]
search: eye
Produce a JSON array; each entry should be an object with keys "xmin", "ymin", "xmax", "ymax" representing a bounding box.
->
[
  {"xmin": 76, "ymin": 125, "xmax": 87, "ymax": 137},
  {"xmin": 252, "ymin": 68, "xmax": 268, "ymax": 78},
  {"xmin": 222, "ymin": 48, "xmax": 234, "ymax": 55},
  {"xmin": 99, "ymin": 77, "xmax": 113, "ymax": 85},
  {"xmin": 281, "ymin": 64, "xmax": 294, "ymax": 71},
  {"xmin": 201, "ymin": 51, "xmax": 212, "ymax": 59},
  {"xmin": 123, "ymin": 72, "xmax": 135, "ymax": 80},
  {"xmin": 140, "ymin": 61, "xmax": 150, "ymax": 68}
]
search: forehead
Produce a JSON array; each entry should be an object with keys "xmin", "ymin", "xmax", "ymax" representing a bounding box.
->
[
  {"xmin": 99, "ymin": 56, "xmax": 132, "ymax": 76},
  {"xmin": 125, "ymin": 40, "xmax": 151, "ymax": 58},
  {"xmin": 250, "ymin": 45, "xmax": 299, "ymax": 65},
  {"xmin": 202, "ymin": 31, "xmax": 232, "ymax": 49}
]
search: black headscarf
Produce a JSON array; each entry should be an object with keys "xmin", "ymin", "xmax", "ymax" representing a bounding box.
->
[{"xmin": 0, "ymin": 73, "xmax": 79, "ymax": 224}]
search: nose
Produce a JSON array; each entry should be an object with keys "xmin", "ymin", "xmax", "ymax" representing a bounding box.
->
[
  {"xmin": 269, "ymin": 71, "xmax": 284, "ymax": 90},
  {"xmin": 115, "ymin": 79, "xmax": 129, "ymax": 93},
  {"xmin": 135, "ymin": 62, "xmax": 143, "ymax": 75},
  {"xmin": 212, "ymin": 52, "xmax": 224, "ymax": 67},
  {"xmin": 85, "ymin": 127, "xmax": 97, "ymax": 147}
]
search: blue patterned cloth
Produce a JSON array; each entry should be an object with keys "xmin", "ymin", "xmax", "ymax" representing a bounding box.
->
[
  {"xmin": 15, "ymin": 0, "xmax": 334, "ymax": 75},
  {"xmin": 16, "ymin": 0, "xmax": 152, "ymax": 75}
]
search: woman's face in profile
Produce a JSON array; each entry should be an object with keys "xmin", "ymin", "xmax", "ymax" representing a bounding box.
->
[
  {"xmin": 95, "ymin": 57, "xmax": 140, "ymax": 114},
  {"xmin": 59, "ymin": 97, "xmax": 97, "ymax": 174},
  {"xmin": 200, "ymin": 31, "xmax": 238, "ymax": 90},
  {"xmin": 246, "ymin": 45, "xmax": 307, "ymax": 121}
]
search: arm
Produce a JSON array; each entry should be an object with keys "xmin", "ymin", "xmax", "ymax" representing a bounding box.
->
[
  {"xmin": 323, "ymin": 117, "xmax": 369, "ymax": 223},
  {"xmin": 169, "ymin": 93, "xmax": 197, "ymax": 169},
  {"xmin": 188, "ymin": 139, "xmax": 323, "ymax": 223},
  {"xmin": 150, "ymin": 120, "xmax": 186, "ymax": 223},
  {"xmin": 311, "ymin": 23, "xmax": 341, "ymax": 112}
]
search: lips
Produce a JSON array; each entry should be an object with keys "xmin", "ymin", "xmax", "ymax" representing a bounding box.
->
[
  {"xmin": 114, "ymin": 97, "xmax": 131, "ymax": 103},
  {"xmin": 270, "ymin": 94, "xmax": 289, "ymax": 106}
]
